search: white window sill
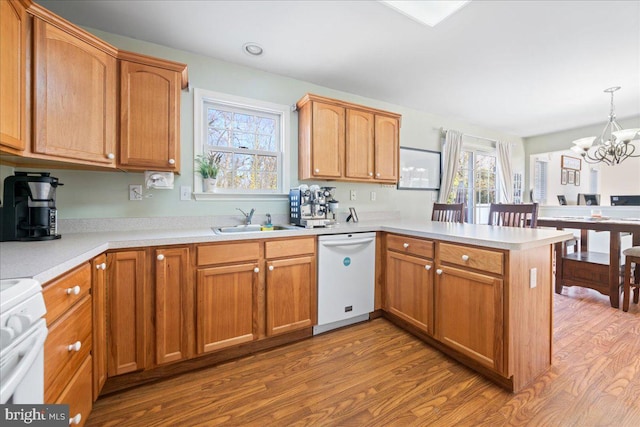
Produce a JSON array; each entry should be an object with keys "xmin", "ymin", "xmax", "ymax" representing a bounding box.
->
[{"xmin": 193, "ymin": 192, "xmax": 289, "ymax": 201}]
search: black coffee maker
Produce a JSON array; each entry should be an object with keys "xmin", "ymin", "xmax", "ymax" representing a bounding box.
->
[{"xmin": 1, "ymin": 172, "xmax": 63, "ymax": 241}]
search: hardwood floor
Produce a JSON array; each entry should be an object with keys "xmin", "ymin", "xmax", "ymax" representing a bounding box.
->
[{"xmin": 88, "ymin": 288, "xmax": 640, "ymax": 426}]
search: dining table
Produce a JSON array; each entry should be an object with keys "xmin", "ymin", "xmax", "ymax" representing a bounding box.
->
[{"xmin": 537, "ymin": 216, "xmax": 640, "ymax": 308}]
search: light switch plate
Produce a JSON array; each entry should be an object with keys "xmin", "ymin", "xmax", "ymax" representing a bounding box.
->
[
  {"xmin": 180, "ymin": 186, "xmax": 192, "ymax": 201},
  {"xmin": 529, "ymin": 268, "xmax": 537, "ymax": 288}
]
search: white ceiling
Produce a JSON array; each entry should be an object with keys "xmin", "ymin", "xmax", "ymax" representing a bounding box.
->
[{"xmin": 37, "ymin": 0, "xmax": 640, "ymax": 137}]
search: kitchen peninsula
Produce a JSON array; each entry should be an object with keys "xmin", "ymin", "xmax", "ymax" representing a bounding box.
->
[{"xmin": 0, "ymin": 218, "xmax": 572, "ymax": 419}]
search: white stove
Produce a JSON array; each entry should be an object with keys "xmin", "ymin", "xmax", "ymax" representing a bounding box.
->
[{"xmin": 0, "ymin": 278, "xmax": 48, "ymax": 404}]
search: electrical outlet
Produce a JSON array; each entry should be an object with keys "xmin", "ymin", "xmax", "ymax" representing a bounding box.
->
[
  {"xmin": 350, "ymin": 190, "xmax": 357, "ymax": 201},
  {"xmin": 129, "ymin": 184, "xmax": 142, "ymax": 201},
  {"xmin": 370, "ymin": 191, "xmax": 376, "ymax": 201},
  {"xmin": 529, "ymin": 268, "xmax": 537, "ymax": 289},
  {"xmin": 180, "ymin": 186, "xmax": 192, "ymax": 201}
]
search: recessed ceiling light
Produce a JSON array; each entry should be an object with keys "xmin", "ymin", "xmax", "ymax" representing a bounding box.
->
[
  {"xmin": 243, "ymin": 43, "xmax": 264, "ymax": 56},
  {"xmin": 379, "ymin": 0, "xmax": 471, "ymax": 27}
]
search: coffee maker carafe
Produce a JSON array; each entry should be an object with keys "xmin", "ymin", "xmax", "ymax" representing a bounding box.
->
[{"xmin": 1, "ymin": 172, "xmax": 63, "ymax": 241}]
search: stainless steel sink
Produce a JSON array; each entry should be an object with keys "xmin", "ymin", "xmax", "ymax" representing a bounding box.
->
[{"xmin": 212, "ymin": 224, "xmax": 296, "ymax": 234}]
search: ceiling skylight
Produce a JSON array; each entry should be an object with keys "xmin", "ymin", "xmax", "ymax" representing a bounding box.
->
[{"xmin": 379, "ymin": 0, "xmax": 471, "ymax": 27}]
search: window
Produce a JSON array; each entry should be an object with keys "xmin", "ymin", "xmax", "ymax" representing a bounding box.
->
[
  {"xmin": 447, "ymin": 146, "xmax": 497, "ymax": 223},
  {"xmin": 533, "ymin": 159, "xmax": 548, "ymax": 204},
  {"xmin": 193, "ymin": 88, "xmax": 290, "ymax": 198}
]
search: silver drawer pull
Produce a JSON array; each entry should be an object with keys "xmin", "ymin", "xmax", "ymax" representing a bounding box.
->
[
  {"xmin": 461, "ymin": 255, "xmax": 470, "ymax": 261},
  {"xmin": 69, "ymin": 413, "xmax": 82, "ymax": 425},
  {"xmin": 68, "ymin": 341, "xmax": 81, "ymax": 352},
  {"xmin": 425, "ymin": 265, "xmax": 431, "ymax": 270},
  {"xmin": 403, "ymin": 243, "xmax": 409, "ymax": 249},
  {"xmin": 436, "ymin": 269, "xmax": 443, "ymax": 275},
  {"xmin": 157, "ymin": 254, "xmax": 165, "ymax": 261}
]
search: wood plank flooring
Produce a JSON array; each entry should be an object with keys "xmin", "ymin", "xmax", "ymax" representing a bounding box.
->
[{"xmin": 87, "ymin": 288, "xmax": 640, "ymax": 426}]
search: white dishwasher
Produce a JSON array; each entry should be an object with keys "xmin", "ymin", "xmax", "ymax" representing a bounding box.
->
[{"xmin": 315, "ymin": 232, "xmax": 376, "ymax": 335}]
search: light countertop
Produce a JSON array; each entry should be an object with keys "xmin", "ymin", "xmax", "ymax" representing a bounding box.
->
[{"xmin": 0, "ymin": 220, "xmax": 573, "ymax": 283}]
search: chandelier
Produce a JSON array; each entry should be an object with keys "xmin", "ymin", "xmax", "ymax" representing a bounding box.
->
[{"xmin": 571, "ymin": 86, "xmax": 640, "ymax": 166}]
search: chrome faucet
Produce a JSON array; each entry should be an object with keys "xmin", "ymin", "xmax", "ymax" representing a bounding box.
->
[{"xmin": 237, "ymin": 208, "xmax": 256, "ymax": 225}]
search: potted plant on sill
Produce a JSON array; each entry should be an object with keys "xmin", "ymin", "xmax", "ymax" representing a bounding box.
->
[{"xmin": 195, "ymin": 151, "xmax": 224, "ymax": 192}]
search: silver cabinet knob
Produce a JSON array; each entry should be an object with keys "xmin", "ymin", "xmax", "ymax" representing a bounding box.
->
[
  {"xmin": 436, "ymin": 269, "xmax": 443, "ymax": 275},
  {"xmin": 168, "ymin": 158, "xmax": 176, "ymax": 165},
  {"xmin": 107, "ymin": 153, "xmax": 115, "ymax": 160},
  {"xmin": 314, "ymin": 168, "xmax": 320, "ymax": 174},
  {"xmin": 157, "ymin": 254, "xmax": 165, "ymax": 261},
  {"xmin": 254, "ymin": 267, "xmax": 259, "ymax": 273},
  {"xmin": 66, "ymin": 285, "xmax": 81, "ymax": 295},
  {"xmin": 461, "ymin": 255, "xmax": 470, "ymax": 261},
  {"xmin": 425, "ymin": 265, "xmax": 431, "ymax": 270},
  {"xmin": 69, "ymin": 413, "xmax": 82, "ymax": 425},
  {"xmin": 403, "ymin": 243, "xmax": 409, "ymax": 249},
  {"xmin": 68, "ymin": 341, "xmax": 81, "ymax": 352},
  {"xmin": 100, "ymin": 262, "xmax": 106, "ymax": 270},
  {"xmin": 376, "ymin": 172, "xmax": 381, "ymax": 177},
  {"xmin": 268, "ymin": 265, "xmax": 274, "ymax": 271},
  {"xmin": 369, "ymin": 172, "xmax": 373, "ymax": 176}
]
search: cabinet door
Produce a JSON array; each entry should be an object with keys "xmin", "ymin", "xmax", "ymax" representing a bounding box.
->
[
  {"xmin": 119, "ymin": 60, "xmax": 180, "ymax": 172},
  {"xmin": 345, "ymin": 109, "xmax": 374, "ymax": 180},
  {"xmin": 91, "ymin": 254, "xmax": 107, "ymax": 400},
  {"xmin": 266, "ymin": 255, "xmax": 316, "ymax": 336},
  {"xmin": 107, "ymin": 250, "xmax": 146, "ymax": 376},
  {"xmin": 311, "ymin": 102, "xmax": 344, "ymax": 178},
  {"xmin": 196, "ymin": 263, "xmax": 258, "ymax": 354},
  {"xmin": 386, "ymin": 251, "xmax": 434, "ymax": 335},
  {"xmin": 0, "ymin": 0, "xmax": 27, "ymax": 151},
  {"xmin": 155, "ymin": 247, "xmax": 190, "ymax": 365},
  {"xmin": 33, "ymin": 19, "xmax": 116, "ymax": 165},
  {"xmin": 435, "ymin": 266, "xmax": 505, "ymax": 374},
  {"xmin": 374, "ymin": 115, "xmax": 399, "ymax": 182}
]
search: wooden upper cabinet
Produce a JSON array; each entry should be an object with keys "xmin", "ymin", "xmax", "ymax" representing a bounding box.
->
[
  {"xmin": 297, "ymin": 94, "xmax": 400, "ymax": 183},
  {"xmin": 32, "ymin": 17, "xmax": 117, "ymax": 166},
  {"xmin": 118, "ymin": 51, "xmax": 187, "ymax": 172},
  {"xmin": 345, "ymin": 109, "xmax": 374, "ymax": 180},
  {"xmin": 0, "ymin": 0, "xmax": 28, "ymax": 152},
  {"xmin": 374, "ymin": 115, "xmax": 399, "ymax": 182}
]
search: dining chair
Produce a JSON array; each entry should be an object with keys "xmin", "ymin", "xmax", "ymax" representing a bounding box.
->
[
  {"xmin": 431, "ymin": 203, "xmax": 465, "ymax": 223},
  {"xmin": 623, "ymin": 246, "xmax": 640, "ymax": 312},
  {"xmin": 487, "ymin": 203, "xmax": 539, "ymax": 228}
]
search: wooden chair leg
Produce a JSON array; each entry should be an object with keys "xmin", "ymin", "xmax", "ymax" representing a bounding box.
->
[{"xmin": 624, "ymin": 259, "xmax": 631, "ymax": 312}]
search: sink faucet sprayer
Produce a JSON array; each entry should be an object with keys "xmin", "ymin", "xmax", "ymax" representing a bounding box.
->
[{"xmin": 237, "ymin": 208, "xmax": 256, "ymax": 225}]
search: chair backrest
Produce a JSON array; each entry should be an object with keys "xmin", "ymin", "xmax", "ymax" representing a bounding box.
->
[
  {"xmin": 431, "ymin": 203, "xmax": 465, "ymax": 223},
  {"xmin": 488, "ymin": 203, "xmax": 539, "ymax": 228}
]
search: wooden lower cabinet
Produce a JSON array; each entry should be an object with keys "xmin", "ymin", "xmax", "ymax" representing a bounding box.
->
[
  {"xmin": 196, "ymin": 262, "xmax": 258, "ymax": 353},
  {"xmin": 91, "ymin": 255, "xmax": 107, "ymax": 400},
  {"xmin": 434, "ymin": 265, "xmax": 504, "ymax": 374},
  {"xmin": 385, "ymin": 251, "xmax": 434, "ymax": 335},
  {"xmin": 155, "ymin": 247, "xmax": 191, "ymax": 364},
  {"xmin": 266, "ymin": 255, "xmax": 316, "ymax": 336},
  {"xmin": 42, "ymin": 263, "xmax": 93, "ymax": 425},
  {"xmin": 107, "ymin": 250, "xmax": 146, "ymax": 376}
]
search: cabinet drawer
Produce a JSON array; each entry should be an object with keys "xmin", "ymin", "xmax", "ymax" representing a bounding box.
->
[
  {"xmin": 43, "ymin": 263, "xmax": 91, "ymax": 325},
  {"xmin": 386, "ymin": 234, "xmax": 434, "ymax": 259},
  {"xmin": 197, "ymin": 241, "xmax": 260, "ymax": 266},
  {"xmin": 265, "ymin": 237, "xmax": 315, "ymax": 259},
  {"xmin": 438, "ymin": 242, "xmax": 504, "ymax": 276},
  {"xmin": 56, "ymin": 355, "xmax": 92, "ymax": 427},
  {"xmin": 45, "ymin": 295, "xmax": 92, "ymax": 403}
]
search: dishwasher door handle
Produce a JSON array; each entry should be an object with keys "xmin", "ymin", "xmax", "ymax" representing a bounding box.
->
[{"xmin": 320, "ymin": 237, "xmax": 375, "ymax": 247}]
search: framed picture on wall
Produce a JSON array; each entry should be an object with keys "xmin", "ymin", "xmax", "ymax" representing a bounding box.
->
[
  {"xmin": 561, "ymin": 169, "xmax": 568, "ymax": 185},
  {"xmin": 397, "ymin": 147, "xmax": 441, "ymax": 190},
  {"xmin": 575, "ymin": 170, "xmax": 580, "ymax": 186},
  {"xmin": 567, "ymin": 170, "xmax": 575, "ymax": 184},
  {"xmin": 561, "ymin": 155, "xmax": 582, "ymax": 170}
]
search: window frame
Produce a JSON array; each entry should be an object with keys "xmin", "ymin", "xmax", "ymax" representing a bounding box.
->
[{"xmin": 193, "ymin": 88, "xmax": 291, "ymax": 200}]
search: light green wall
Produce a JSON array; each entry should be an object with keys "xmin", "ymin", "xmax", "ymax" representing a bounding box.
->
[
  {"xmin": 523, "ymin": 115, "xmax": 640, "ymax": 199},
  {"xmin": 5, "ymin": 28, "xmax": 524, "ymax": 220}
]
